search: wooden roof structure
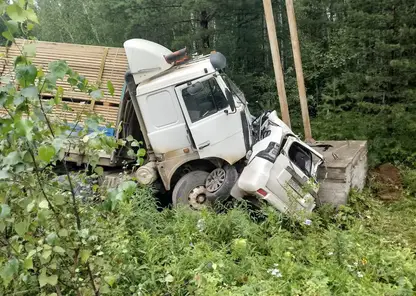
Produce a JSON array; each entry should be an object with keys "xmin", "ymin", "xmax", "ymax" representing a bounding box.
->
[{"xmin": 0, "ymin": 39, "xmax": 129, "ymax": 126}]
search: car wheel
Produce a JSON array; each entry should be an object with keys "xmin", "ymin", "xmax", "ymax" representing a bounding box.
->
[{"xmin": 205, "ymin": 164, "xmax": 238, "ymax": 203}]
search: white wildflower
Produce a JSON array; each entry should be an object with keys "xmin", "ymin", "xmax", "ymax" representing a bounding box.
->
[
  {"xmin": 357, "ymin": 271, "xmax": 364, "ymax": 278},
  {"xmin": 304, "ymin": 219, "xmax": 312, "ymax": 226},
  {"xmin": 328, "ymin": 252, "xmax": 334, "ymax": 256},
  {"xmin": 267, "ymin": 268, "xmax": 282, "ymax": 278},
  {"xmin": 197, "ymin": 219, "xmax": 205, "ymax": 232}
]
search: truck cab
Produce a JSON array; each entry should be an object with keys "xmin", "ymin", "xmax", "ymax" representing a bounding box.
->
[{"xmin": 117, "ymin": 39, "xmax": 323, "ymax": 214}]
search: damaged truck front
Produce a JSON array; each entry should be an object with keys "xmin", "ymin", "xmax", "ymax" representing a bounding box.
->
[{"xmin": 69, "ymin": 38, "xmax": 325, "ymax": 216}]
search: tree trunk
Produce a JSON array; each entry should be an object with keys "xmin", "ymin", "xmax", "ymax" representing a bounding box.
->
[{"xmin": 200, "ymin": 10, "xmax": 210, "ymax": 50}]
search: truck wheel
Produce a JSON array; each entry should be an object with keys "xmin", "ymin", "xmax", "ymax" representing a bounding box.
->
[
  {"xmin": 172, "ymin": 171, "xmax": 210, "ymax": 210},
  {"xmin": 205, "ymin": 164, "xmax": 238, "ymax": 203}
]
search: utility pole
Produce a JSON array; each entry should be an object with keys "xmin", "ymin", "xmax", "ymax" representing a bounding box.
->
[
  {"xmin": 286, "ymin": 0, "xmax": 313, "ymax": 142},
  {"xmin": 263, "ymin": 0, "xmax": 291, "ymax": 127}
]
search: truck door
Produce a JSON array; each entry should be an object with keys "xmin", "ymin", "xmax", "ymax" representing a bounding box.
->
[
  {"xmin": 267, "ymin": 136, "xmax": 321, "ymax": 213},
  {"xmin": 175, "ymin": 75, "xmax": 247, "ymax": 164}
]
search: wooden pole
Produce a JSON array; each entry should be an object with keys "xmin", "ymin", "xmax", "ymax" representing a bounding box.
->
[
  {"xmin": 286, "ymin": 0, "xmax": 313, "ymax": 142},
  {"xmin": 263, "ymin": 0, "xmax": 291, "ymax": 127}
]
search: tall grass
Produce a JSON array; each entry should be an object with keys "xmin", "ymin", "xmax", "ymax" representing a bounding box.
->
[{"xmin": 88, "ymin": 185, "xmax": 416, "ymax": 295}]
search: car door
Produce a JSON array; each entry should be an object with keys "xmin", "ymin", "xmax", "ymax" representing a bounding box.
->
[
  {"xmin": 266, "ymin": 136, "xmax": 321, "ymax": 213},
  {"xmin": 175, "ymin": 75, "xmax": 246, "ymax": 164}
]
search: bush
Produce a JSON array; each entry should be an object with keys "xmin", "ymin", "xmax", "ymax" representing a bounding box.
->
[{"xmin": 402, "ymin": 169, "xmax": 416, "ymax": 197}]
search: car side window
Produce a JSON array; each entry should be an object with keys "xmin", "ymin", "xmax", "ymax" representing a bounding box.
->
[
  {"xmin": 182, "ymin": 78, "xmax": 229, "ymax": 123},
  {"xmin": 288, "ymin": 142, "xmax": 313, "ymax": 176}
]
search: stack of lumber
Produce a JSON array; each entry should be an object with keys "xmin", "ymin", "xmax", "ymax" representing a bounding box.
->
[{"xmin": 0, "ymin": 39, "xmax": 128, "ymax": 126}]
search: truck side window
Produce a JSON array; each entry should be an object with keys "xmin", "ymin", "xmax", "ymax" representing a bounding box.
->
[
  {"xmin": 182, "ymin": 78, "xmax": 229, "ymax": 123},
  {"xmin": 288, "ymin": 142, "xmax": 312, "ymax": 177}
]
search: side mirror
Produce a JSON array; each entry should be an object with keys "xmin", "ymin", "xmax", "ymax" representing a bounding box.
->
[{"xmin": 225, "ymin": 88, "xmax": 236, "ymax": 112}]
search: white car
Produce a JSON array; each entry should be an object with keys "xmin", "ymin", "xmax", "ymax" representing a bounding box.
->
[{"xmin": 232, "ymin": 111, "xmax": 324, "ymax": 216}]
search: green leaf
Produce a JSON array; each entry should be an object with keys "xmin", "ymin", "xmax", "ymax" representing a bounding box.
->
[
  {"xmin": 2, "ymin": 31, "xmax": 14, "ymax": 42},
  {"xmin": 14, "ymin": 221, "xmax": 28, "ymax": 237},
  {"xmin": 94, "ymin": 166, "xmax": 104, "ymax": 176},
  {"xmin": 42, "ymin": 249, "xmax": 52, "ymax": 260},
  {"xmin": 165, "ymin": 274, "xmax": 174, "ymax": 283},
  {"xmin": 80, "ymin": 249, "xmax": 91, "ymax": 264},
  {"xmin": 58, "ymin": 229, "xmax": 68, "ymax": 237},
  {"xmin": 38, "ymin": 145, "xmax": 56, "ymax": 163},
  {"xmin": 104, "ymin": 275, "xmax": 117, "ymax": 287},
  {"xmin": 0, "ymin": 171, "xmax": 11, "ymax": 180},
  {"xmin": 27, "ymin": 22, "xmax": 34, "ymax": 31},
  {"xmin": 6, "ymin": 4, "xmax": 26, "ymax": 22},
  {"xmin": 26, "ymin": 201, "xmax": 35, "ymax": 212},
  {"xmin": 0, "ymin": 204, "xmax": 11, "ymax": 219},
  {"xmin": 27, "ymin": 250, "xmax": 36, "ymax": 258},
  {"xmin": 25, "ymin": 8, "xmax": 39, "ymax": 24},
  {"xmin": 3, "ymin": 151, "xmax": 21, "ymax": 166},
  {"xmin": 138, "ymin": 158, "xmax": 145, "ymax": 166},
  {"xmin": 107, "ymin": 81, "xmax": 115, "ymax": 96},
  {"xmin": 91, "ymin": 89, "xmax": 104, "ymax": 100},
  {"xmin": 52, "ymin": 138, "xmax": 64, "ymax": 155},
  {"xmin": 53, "ymin": 246, "xmax": 65, "ymax": 254},
  {"xmin": 46, "ymin": 233, "xmax": 58, "ymax": 245},
  {"xmin": 67, "ymin": 77, "xmax": 78, "ymax": 86},
  {"xmin": 15, "ymin": 65, "xmax": 37, "ymax": 86},
  {"xmin": 6, "ymin": 20, "xmax": 19, "ymax": 34},
  {"xmin": 14, "ymin": 55, "xmax": 28, "ymax": 67},
  {"xmin": 39, "ymin": 271, "xmax": 57, "ymax": 287},
  {"xmin": 48, "ymin": 61, "xmax": 69, "ymax": 80},
  {"xmin": 24, "ymin": 257, "xmax": 33, "ymax": 270},
  {"xmin": 23, "ymin": 43, "xmax": 37, "ymax": 57},
  {"xmin": 49, "ymin": 275, "xmax": 58, "ymax": 286},
  {"xmin": 137, "ymin": 148, "xmax": 146, "ymax": 157},
  {"xmin": 39, "ymin": 200, "xmax": 49, "ymax": 209},
  {"xmin": 15, "ymin": 118, "xmax": 34, "ymax": 141},
  {"xmin": 0, "ymin": 258, "xmax": 19, "ymax": 288},
  {"xmin": 100, "ymin": 284, "xmax": 111, "ymax": 294},
  {"xmin": 53, "ymin": 194, "xmax": 66, "ymax": 206},
  {"xmin": 38, "ymin": 271, "xmax": 48, "ymax": 288},
  {"xmin": 21, "ymin": 86, "xmax": 38, "ymax": 98},
  {"xmin": 13, "ymin": 95, "xmax": 24, "ymax": 107}
]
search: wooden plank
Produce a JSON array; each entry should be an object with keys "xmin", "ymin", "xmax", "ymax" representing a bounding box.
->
[{"xmin": 0, "ymin": 39, "xmax": 128, "ymax": 125}]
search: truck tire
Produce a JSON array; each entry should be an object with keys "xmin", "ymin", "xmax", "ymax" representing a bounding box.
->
[
  {"xmin": 172, "ymin": 171, "xmax": 210, "ymax": 210},
  {"xmin": 205, "ymin": 164, "xmax": 238, "ymax": 203}
]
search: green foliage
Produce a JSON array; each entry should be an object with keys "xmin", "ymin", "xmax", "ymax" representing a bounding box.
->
[
  {"xmin": 0, "ymin": 2, "xmax": 123, "ymax": 295},
  {"xmin": 51, "ymin": 185, "xmax": 414, "ymax": 296},
  {"xmin": 402, "ymin": 168, "xmax": 416, "ymax": 197}
]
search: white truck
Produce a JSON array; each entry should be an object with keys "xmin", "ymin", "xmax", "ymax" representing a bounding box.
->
[{"xmin": 74, "ymin": 39, "xmax": 325, "ymax": 215}]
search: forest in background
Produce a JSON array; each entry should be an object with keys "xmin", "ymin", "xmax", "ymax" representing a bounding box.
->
[{"xmin": 4, "ymin": 0, "xmax": 416, "ymax": 166}]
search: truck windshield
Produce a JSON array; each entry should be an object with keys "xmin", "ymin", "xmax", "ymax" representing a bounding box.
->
[{"xmin": 182, "ymin": 77, "xmax": 229, "ymax": 123}]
